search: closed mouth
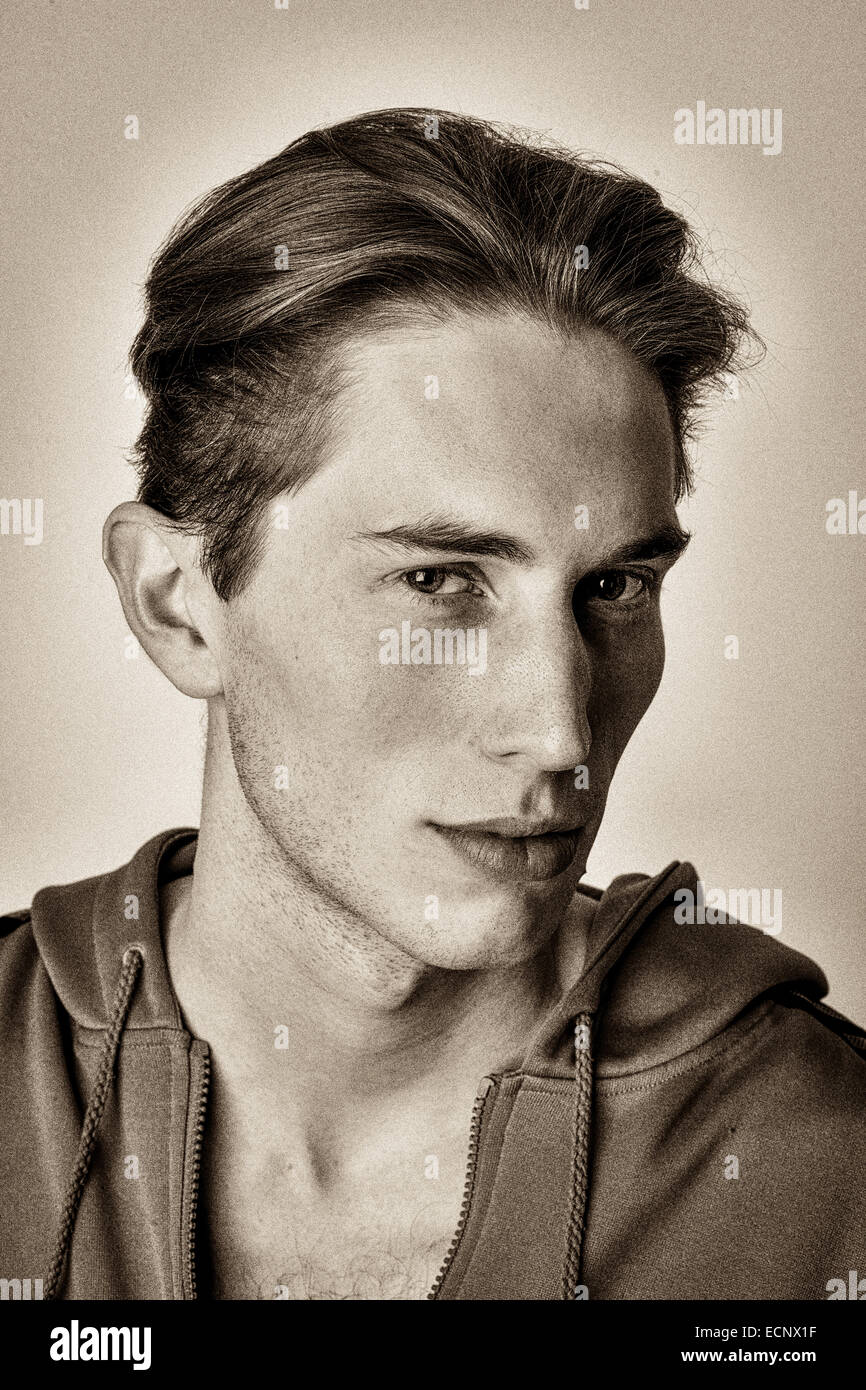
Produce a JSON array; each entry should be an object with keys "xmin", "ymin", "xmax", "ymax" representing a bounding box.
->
[
  {"xmin": 430, "ymin": 819, "xmax": 584, "ymax": 882},
  {"xmin": 454, "ymin": 817, "xmax": 582, "ymax": 838}
]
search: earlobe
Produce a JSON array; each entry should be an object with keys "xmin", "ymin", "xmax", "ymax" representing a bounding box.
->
[{"xmin": 102, "ymin": 502, "xmax": 224, "ymax": 699}]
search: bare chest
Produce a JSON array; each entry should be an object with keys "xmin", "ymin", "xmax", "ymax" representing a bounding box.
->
[
  {"xmin": 200, "ymin": 1145, "xmax": 465, "ymax": 1300},
  {"xmin": 203, "ymin": 1198, "xmax": 458, "ymax": 1301},
  {"xmin": 208, "ymin": 1224, "xmax": 453, "ymax": 1300}
]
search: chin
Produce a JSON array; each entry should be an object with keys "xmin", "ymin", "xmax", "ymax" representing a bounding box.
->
[{"xmin": 402, "ymin": 903, "xmax": 557, "ymax": 972}]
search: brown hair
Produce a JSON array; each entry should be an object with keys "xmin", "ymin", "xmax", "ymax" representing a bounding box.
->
[{"xmin": 129, "ymin": 106, "xmax": 760, "ymax": 600}]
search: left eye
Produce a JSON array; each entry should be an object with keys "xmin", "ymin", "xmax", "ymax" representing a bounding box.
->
[{"xmin": 586, "ymin": 571, "xmax": 651, "ymax": 603}]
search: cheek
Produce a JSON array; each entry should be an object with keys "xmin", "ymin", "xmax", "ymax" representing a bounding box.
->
[
  {"xmin": 223, "ymin": 599, "xmax": 455, "ymax": 767},
  {"xmin": 589, "ymin": 615, "xmax": 666, "ymax": 753}
]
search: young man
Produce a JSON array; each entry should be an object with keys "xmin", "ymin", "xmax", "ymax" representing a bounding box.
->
[{"xmin": 2, "ymin": 108, "xmax": 864, "ymax": 1302}]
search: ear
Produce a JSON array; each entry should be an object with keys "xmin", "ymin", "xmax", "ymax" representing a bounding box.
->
[{"xmin": 102, "ymin": 502, "xmax": 224, "ymax": 698}]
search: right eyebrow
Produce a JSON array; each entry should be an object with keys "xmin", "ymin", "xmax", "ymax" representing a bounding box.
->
[{"xmin": 351, "ymin": 514, "xmax": 536, "ymax": 565}]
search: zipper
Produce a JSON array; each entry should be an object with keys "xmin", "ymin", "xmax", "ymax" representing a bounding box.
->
[
  {"xmin": 427, "ymin": 1075, "xmax": 494, "ymax": 1300},
  {"xmin": 185, "ymin": 1048, "xmax": 211, "ymax": 1299}
]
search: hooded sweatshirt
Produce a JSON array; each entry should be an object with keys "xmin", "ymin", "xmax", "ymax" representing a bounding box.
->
[{"xmin": 1, "ymin": 826, "xmax": 864, "ymax": 1301}]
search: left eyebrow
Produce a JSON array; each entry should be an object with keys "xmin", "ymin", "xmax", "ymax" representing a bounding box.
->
[
  {"xmin": 589, "ymin": 524, "xmax": 692, "ymax": 569},
  {"xmin": 351, "ymin": 515, "xmax": 691, "ymax": 568}
]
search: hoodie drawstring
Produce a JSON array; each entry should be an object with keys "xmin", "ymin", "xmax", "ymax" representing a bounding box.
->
[
  {"xmin": 44, "ymin": 950, "xmax": 595, "ymax": 1299},
  {"xmin": 562, "ymin": 1010, "xmax": 594, "ymax": 1300},
  {"xmin": 44, "ymin": 946, "xmax": 143, "ymax": 1300}
]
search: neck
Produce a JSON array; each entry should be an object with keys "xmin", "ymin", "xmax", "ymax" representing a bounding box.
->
[
  {"xmin": 163, "ymin": 708, "xmax": 590, "ymax": 1172},
  {"xmin": 167, "ymin": 811, "xmax": 562, "ymax": 1082}
]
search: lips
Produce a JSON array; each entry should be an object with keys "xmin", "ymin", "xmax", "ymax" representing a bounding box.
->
[{"xmin": 431, "ymin": 818, "xmax": 584, "ymax": 882}]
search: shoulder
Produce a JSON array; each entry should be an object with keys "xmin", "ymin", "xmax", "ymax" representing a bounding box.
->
[
  {"xmin": 0, "ymin": 904, "xmax": 37, "ymax": 978},
  {"xmin": 0, "ymin": 904, "xmax": 55, "ymax": 1036},
  {"xmin": 0, "ymin": 904, "xmax": 32, "ymax": 936},
  {"xmin": 770, "ymin": 987, "xmax": 866, "ymax": 1072}
]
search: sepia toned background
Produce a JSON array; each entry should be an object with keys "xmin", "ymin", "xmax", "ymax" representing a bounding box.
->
[{"xmin": 2, "ymin": 0, "xmax": 864, "ymax": 1013}]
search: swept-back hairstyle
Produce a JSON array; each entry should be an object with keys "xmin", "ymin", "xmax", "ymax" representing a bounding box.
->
[{"xmin": 129, "ymin": 106, "xmax": 760, "ymax": 600}]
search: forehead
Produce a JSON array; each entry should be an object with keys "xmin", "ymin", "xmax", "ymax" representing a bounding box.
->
[
  {"xmin": 291, "ymin": 315, "xmax": 683, "ymax": 553},
  {"xmin": 329, "ymin": 313, "xmax": 676, "ymax": 511}
]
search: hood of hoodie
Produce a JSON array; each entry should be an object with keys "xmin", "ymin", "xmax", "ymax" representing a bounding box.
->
[{"xmin": 6, "ymin": 826, "xmax": 865, "ymax": 1302}]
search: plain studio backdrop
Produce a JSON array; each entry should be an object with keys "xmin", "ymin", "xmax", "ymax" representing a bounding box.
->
[{"xmin": 1, "ymin": 1, "xmax": 863, "ymax": 1015}]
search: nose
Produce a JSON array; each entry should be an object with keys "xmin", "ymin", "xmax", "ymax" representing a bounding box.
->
[{"xmin": 476, "ymin": 607, "xmax": 592, "ymax": 773}]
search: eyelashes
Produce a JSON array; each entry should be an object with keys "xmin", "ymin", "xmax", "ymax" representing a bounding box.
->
[
  {"xmin": 396, "ymin": 564, "xmax": 662, "ymax": 614},
  {"xmin": 576, "ymin": 568, "xmax": 662, "ymax": 607},
  {"xmin": 401, "ymin": 565, "xmax": 485, "ymax": 604}
]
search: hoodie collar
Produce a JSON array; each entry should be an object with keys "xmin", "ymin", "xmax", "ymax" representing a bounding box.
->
[
  {"xmin": 31, "ymin": 827, "xmax": 197, "ymax": 1031},
  {"xmin": 30, "ymin": 828, "xmax": 828, "ymax": 1073}
]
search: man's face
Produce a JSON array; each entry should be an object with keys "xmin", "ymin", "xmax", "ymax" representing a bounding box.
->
[{"xmin": 216, "ymin": 313, "xmax": 686, "ymax": 969}]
